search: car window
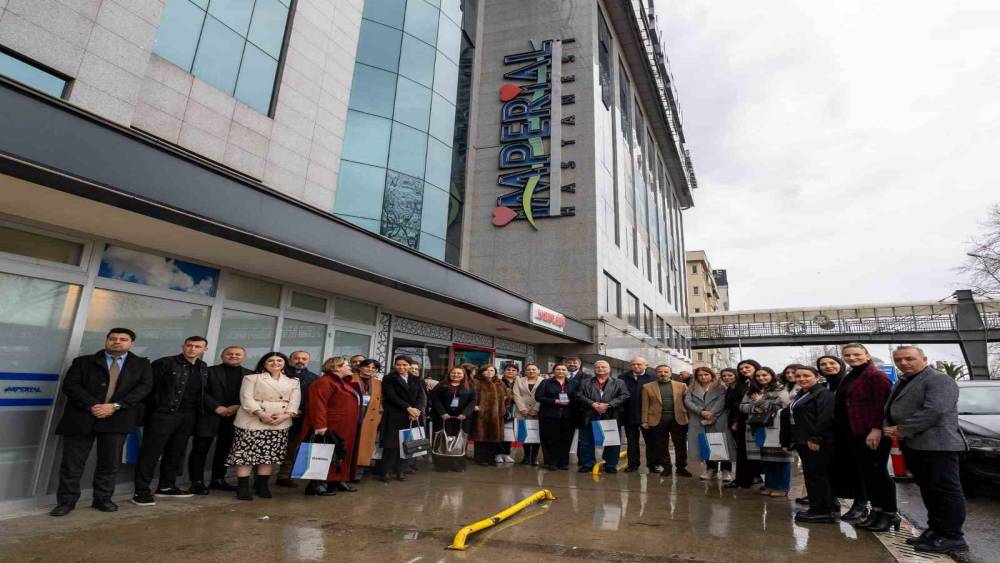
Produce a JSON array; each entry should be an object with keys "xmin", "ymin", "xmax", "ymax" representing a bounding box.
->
[{"xmin": 958, "ymin": 387, "xmax": 1000, "ymax": 415}]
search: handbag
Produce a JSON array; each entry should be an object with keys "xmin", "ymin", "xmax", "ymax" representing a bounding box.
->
[
  {"xmin": 401, "ymin": 421, "xmax": 430, "ymax": 458},
  {"xmin": 291, "ymin": 432, "xmax": 339, "ymax": 480},
  {"xmin": 747, "ymin": 410, "xmax": 775, "ymax": 430},
  {"xmin": 432, "ymin": 422, "xmax": 468, "ymax": 458}
]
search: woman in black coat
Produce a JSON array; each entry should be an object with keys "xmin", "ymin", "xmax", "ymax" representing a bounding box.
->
[
  {"xmin": 376, "ymin": 355, "xmax": 423, "ymax": 482},
  {"xmin": 725, "ymin": 359, "xmax": 762, "ymax": 489},
  {"xmin": 429, "ymin": 366, "xmax": 477, "ymax": 472},
  {"xmin": 789, "ymin": 365, "xmax": 838, "ymax": 523},
  {"xmin": 533, "ymin": 364, "xmax": 579, "ymax": 470}
]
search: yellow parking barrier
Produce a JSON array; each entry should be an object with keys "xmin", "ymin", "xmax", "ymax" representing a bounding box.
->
[
  {"xmin": 446, "ymin": 489, "xmax": 556, "ymax": 550},
  {"xmin": 592, "ymin": 450, "xmax": 629, "ymax": 475}
]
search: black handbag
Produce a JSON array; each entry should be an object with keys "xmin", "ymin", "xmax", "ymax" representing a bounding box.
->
[
  {"xmin": 402, "ymin": 421, "xmax": 431, "ymax": 457},
  {"xmin": 747, "ymin": 410, "xmax": 775, "ymax": 430}
]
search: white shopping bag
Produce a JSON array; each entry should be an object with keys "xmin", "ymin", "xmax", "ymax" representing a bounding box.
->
[
  {"xmin": 503, "ymin": 420, "xmax": 516, "ymax": 442},
  {"xmin": 698, "ymin": 432, "xmax": 731, "ymax": 461},
  {"xmin": 755, "ymin": 411, "xmax": 783, "ymax": 448},
  {"xmin": 290, "ymin": 442, "xmax": 335, "ymax": 480},
  {"xmin": 516, "ymin": 419, "xmax": 540, "ymax": 444},
  {"xmin": 592, "ymin": 419, "xmax": 621, "ymax": 447},
  {"xmin": 569, "ymin": 429, "xmax": 580, "ymax": 454}
]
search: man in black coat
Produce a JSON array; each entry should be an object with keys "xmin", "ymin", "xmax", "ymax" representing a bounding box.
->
[
  {"xmin": 565, "ymin": 356, "xmax": 594, "ymax": 382},
  {"xmin": 276, "ymin": 350, "xmax": 319, "ymax": 487},
  {"xmin": 187, "ymin": 346, "xmax": 251, "ymax": 494},
  {"xmin": 377, "ymin": 355, "xmax": 424, "ymax": 482},
  {"xmin": 132, "ymin": 336, "xmax": 209, "ymax": 506},
  {"xmin": 50, "ymin": 328, "xmax": 152, "ymax": 517},
  {"xmin": 619, "ymin": 357, "xmax": 656, "ymax": 472}
]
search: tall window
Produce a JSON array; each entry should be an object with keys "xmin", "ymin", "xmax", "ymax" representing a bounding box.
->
[
  {"xmin": 153, "ymin": 0, "xmax": 292, "ymax": 114},
  {"xmin": 625, "ymin": 291, "xmax": 639, "ymax": 328},
  {"xmin": 602, "ymin": 272, "xmax": 621, "ymax": 318},
  {"xmin": 691, "ymin": 264, "xmax": 698, "ymax": 274},
  {"xmin": 597, "ymin": 10, "xmax": 612, "ymax": 109},
  {"xmin": 693, "ymin": 285, "xmax": 699, "ymax": 295},
  {"xmin": 643, "ymin": 305, "xmax": 654, "ymax": 336}
]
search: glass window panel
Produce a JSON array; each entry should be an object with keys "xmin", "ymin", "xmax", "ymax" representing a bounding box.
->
[
  {"xmin": 341, "ymin": 110, "xmax": 392, "ymax": 167},
  {"xmin": 348, "ymin": 63, "xmax": 397, "ymax": 118},
  {"xmin": 191, "ymin": 0, "xmax": 209, "ymax": 7},
  {"xmin": 234, "ymin": 43, "xmax": 277, "ymax": 114},
  {"xmin": 335, "ymin": 161, "xmax": 387, "ymax": 220},
  {"xmin": 332, "ymin": 330, "xmax": 371, "ymax": 358},
  {"xmin": 340, "ymin": 215, "xmax": 381, "ymax": 233},
  {"xmin": 363, "ymin": 0, "xmax": 405, "ymax": 29},
  {"xmin": 356, "ymin": 20, "xmax": 402, "ymax": 73},
  {"xmin": 192, "ymin": 15, "xmax": 245, "ymax": 94},
  {"xmin": 98, "ymin": 245, "xmax": 219, "ymax": 296},
  {"xmin": 207, "ymin": 0, "xmax": 254, "ymax": 35},
  {"xmin": 420, "ymin": 184, "xmax": 449, "ymax": 239},
  {"xmin": 436, "ymin": 12, "xmax": 461, "ymax": 62},
  {"xmin": 417, "ymin": 232, "xmax": 445, "ymax": 259},
  {"xmin": 432, "ymin": 50, "xmax": 458, "ymax": 102},
  {"xmin": 290, "ymin": 291, "xmax": 327, "ymax": 313},
  {"xmin": 0, "ymin": 226, "xmax": 83, "ymax": 265},
  {"xmin": 334, "ymin": 297, "xmax": 377, "ymax": 325},
  {"xmin": 387, "ymin": 122, "xmax": 427, "ymax": 178},
  {"xmin": 153, "ymin": 0, "xmax": 207, "ymax": 71},
  {"xmin": 224, "ymin": 273, "xmax": 281, "ymax": 307},
  {"xmin": 247, "ymin": 0, "xmax": 288, "ymax": 58},
  {"xmin": 0, "ymin": 51, "xmax": 66, "ymax": 98},
  {"xmin": 428, "ymin": 93, "xmax": 455, "ymax": 146},
  {"xmin": 441, "ymin": 0, "xmax": 462, "ymax": 24},
  {"xmin": 278, "ymin": 319, "xmax": 325, "ymax": 372},
  {"xmin": 81, "ymin": 289, "xmax": 210, "ymax": 361},
  {"xmin": 403, "ymin": 0, "xmax": 439, "ymax": 45},
  {"xmin": 424, "ymin": 137, "xmax": 451, "ymax": 190},
  {"xmin": 217, "ymin": 309, "xmax": 276, "ymax": 368},
  {"xmin": 392, "ymin": 75, "xmax": 431, "ymax": 131},
  {"xmin": 398, "ymin": 34, "xmax": 435, "ymax": 87},
  {"xmin": 0, "ymin": 273, "xmax": 80, "ymax": 501}
]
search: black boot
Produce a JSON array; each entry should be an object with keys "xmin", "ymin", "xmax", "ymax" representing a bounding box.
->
[
  {"xmin": 863, "ymin": 512, "xmax": 901, "ymax": 533},
  {"xmin": 254, "ymin": 475, "xmax": 272, "ymax": 498},
  {"xmin": 855, "ymin": 508, "xmax": 881, "ymax": 529},
  {"xmin": 841, "ymin": 501, "xmax": 869, "ymax": 522},
  {"xmin": 236, "ymin": 476, "xmax": 252, "ymax": 501},
  {"xmin": 304, "ymin": 481, "xmax": 336, "ymax": 496}
]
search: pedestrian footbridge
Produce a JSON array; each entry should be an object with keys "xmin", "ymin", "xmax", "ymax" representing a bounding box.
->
[{"xmin": 688, "ymin": 290, "xmax": 998, "ymax": 378}]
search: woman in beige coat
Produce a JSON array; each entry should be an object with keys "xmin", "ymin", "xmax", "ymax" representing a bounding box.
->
[
  {"xmin": 228, "ymin": 352, "xmax": 301, "ymax": 500},
  {"xmin": 512, "ymin": 363, "xmax": 543, "ymax": 465}
]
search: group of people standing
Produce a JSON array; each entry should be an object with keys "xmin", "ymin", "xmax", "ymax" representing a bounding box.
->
[{"xmin": 47, "ymin": 329, "xmax": 969, "ymax": 556}]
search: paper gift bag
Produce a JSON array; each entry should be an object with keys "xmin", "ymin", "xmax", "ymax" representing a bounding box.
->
[
  {"xmin": 592, "ymin": 419, "xmax": 621, "ymax": 447},
  {"xmin": 291, "ymin": 441, "xmax": 335, "ymax": 480},
  {"xmin": 698, "ymin": 432, "xmax": 731, "ymax": 461},
  {"xmin": 516, "ymin": 419, "xmax": 540, "ymax": 444}
]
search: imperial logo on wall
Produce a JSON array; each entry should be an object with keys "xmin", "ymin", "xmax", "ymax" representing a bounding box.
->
[{"xmin": 493, "ymin": 39, "xmax": 576, "ymax": 229}]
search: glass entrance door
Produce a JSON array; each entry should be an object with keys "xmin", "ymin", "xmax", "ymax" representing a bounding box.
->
[
  {"xmin": 452, "ymin": 344, "xmax": 494, "ymax": 371},
  {"xmin": 392, "ymin": 338, "xmax": 450, "ymax": 383}
]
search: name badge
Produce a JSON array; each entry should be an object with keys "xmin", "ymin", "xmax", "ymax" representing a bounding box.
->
[
  {"xmin": 450, "ymin": 397, "xmax": 459, "ymax": 408},
  {"xmin": 362, "ymin": 394, "xmax": 371, "ymax": 407},
  {"xmin": 558, "ymin": 393, "xmax": 569, "ymax": 403}
]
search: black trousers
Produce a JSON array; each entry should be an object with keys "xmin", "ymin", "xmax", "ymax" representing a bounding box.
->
[
  {"xmin": 797, "ymin": 444, "xmax": 836, "ymax": 513},
  {"xmin": 902, "ymin": 447, "xmax": 966, "ymax": 541},
  {"xmin": 474, "ymin": 441, "xmax": 499, "ymax": 465},
  {"xmin": 624, "ymin": 423, "xmax": 656, "ymax": 469},
  {"xmin": 539, "ymin": 417, "xmax": 575, "ymax": 467},
  {"xmin": 732, "ymin": 420, "xmax": 761, "ymax": 486},
  {"xmin": 849, "ymin": 435, "xmax": 896, "ymax": 512},
  {"xmin": 188, "ymin": 418, "xmax": 235, "ymax": 483},
  {"xmin": 832, "ymin": 425, "xmax": 866, "ymax": 503},
  {"xmin": 652, "ymin": 419, "xmax": 688, "ymax": 470},
  {"xmin": 522, "ymin": 443, "xmax": 540, "ymax": 464},
  {"xmin": 377, "ymin": 448, "xmax": 401, "ymax": 476},
  {"xmin": 57, "ymin": 433, "xmax": 126, "ymax": 505},
  {"xmin": 498, "ymin": 441, "xmax": 512, "ymax": 455},
  {"xmin": 134, "ymin": 410, "xmax": 197, "ymax": 494}
]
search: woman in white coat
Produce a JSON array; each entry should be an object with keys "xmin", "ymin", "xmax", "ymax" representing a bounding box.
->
[
  {"xmin": 684, "ymin": 367, "xmax": 734, "ymax": 481},
  {"xmin": 227, "ymin": 352, "xmax": 301, "ymax": 500},
  {"xmin": 512, "ymin": 363, "xmax": 543, "ymax": 465}
]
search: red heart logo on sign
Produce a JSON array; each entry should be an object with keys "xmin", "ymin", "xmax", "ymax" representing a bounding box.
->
[
  {"xmin": 492, "ymin": 206, "xmax": 517, "ymax": 227},
  {"xmin": 499, "ymin": 83, "xmax": 523, "ymax": 102}
]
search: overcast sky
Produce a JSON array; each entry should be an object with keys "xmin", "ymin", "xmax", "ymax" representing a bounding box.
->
[{"xmin": 658, "ymin": 1, "xmax": 1000, "ymax": 366}]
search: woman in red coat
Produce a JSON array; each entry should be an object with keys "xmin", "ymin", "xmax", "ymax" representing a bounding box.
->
[{"xmin": 301, "ymin": 356, "xmax": 360, "ymax": 496}]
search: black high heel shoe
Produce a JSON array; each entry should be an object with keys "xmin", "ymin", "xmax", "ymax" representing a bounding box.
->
[
  {"xmin": 863, "ymin": 512, "xmax": 901, "ymax": 533},
  {"xmin": 855, "ymin": 509, "xmax": 881, "ymax": 529}
]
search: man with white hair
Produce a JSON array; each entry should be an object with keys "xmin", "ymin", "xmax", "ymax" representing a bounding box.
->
[
  {"xmin": 884, "ymin": 346, "xmax": 968, "ymax": 555},
  {"xmin": 619, "ymin": 357, "xmax": 657, "ymax": 472}
]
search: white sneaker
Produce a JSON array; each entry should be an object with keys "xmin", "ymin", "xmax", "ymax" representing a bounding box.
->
[
  {"xmin": 495, "ymin": 455, "xmax": 505, "ymax": 464},
  {"xmin": 700, "ymin": 470, "xmax": 711, "ymax": 480},
  {"xmin": 721, "ymin": 470, "xmax": 734, "ymax": 482},
  {"xmin": 504, "ymin": 455, "xmax": 516, "ymax": 463}
]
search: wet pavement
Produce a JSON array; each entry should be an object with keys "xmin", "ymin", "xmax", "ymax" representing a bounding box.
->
[
  {"xmin": 0, "ymin": 462, "xmax": 898, "ymax": 563},
  {"xmin": 897, "ymin": 480, "xmax": 999, "ymax": 563}
]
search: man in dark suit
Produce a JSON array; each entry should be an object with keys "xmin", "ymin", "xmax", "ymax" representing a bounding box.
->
[
  {"xmin": 884, "ymin": 346, "xmax": 969, "ymax": 555},
  {"xmin": 188, "ymin": 346, "xmax": 251, "ymax": 494},
  {"xmin": 619, "ymin": 356, "xmax": 657, "ymax": 472},
  {"xmin": 565, "ymin": 356, "xmax": 593, "ymax": 382},
  {"xmin": 50, "ymin": 328, "xmax": 152, "ymax": 517},
  {"xmin": 377, "ymin": 355, "xmax": 424, "ymax": 482},
  {"xmin": 132, "ymin": 336, "xmax": 209, "ymax": 506}
]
